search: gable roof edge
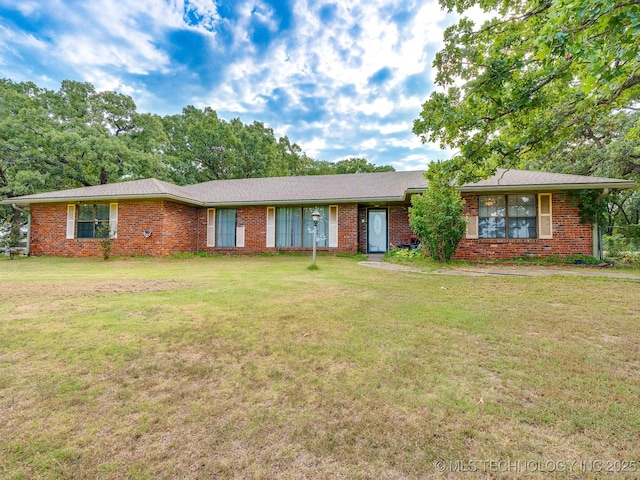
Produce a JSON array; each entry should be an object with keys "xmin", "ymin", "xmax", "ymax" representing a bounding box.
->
[
  {"xmin": 458, "ymin": 181, "xmax": 635, "ymax": 193},
  {"xmin": 1, "ymin": 193, "xmax": 205, "ymax": 207}
]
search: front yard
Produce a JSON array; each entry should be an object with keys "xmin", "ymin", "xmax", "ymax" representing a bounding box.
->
[{"xmin": 0, "ymin": 255, "xmax": 638, "ymax": 479}]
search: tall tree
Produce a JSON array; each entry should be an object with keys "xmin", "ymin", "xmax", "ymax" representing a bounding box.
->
[
  {"xmin": 162, "ymin": 106, "xmax": 245, "ymax": 183},
  {"xmin": 413, "ymin": 0, "xmax": 640, "ymax": 183},
  {"xmin": 1, "ymin": 78, "xmax": 167, "ymax": 235},
  {"xmin": 334, "ymin": 157, "xmax": 395, "ymax": 174}
]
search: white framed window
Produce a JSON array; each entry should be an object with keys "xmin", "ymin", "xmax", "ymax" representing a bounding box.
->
[
  {"xmin": 216, "ymin": 209, "xmax": 237, "ymax": 247},
  {"xmin": 207, "ymin": 208, "xmax": 240, "ymax": 247},
  {"xmin": 276, "ymin": 206, "xmax": 329, "ymax": 248},
  {"xmin": 478, "ymin": 195, "xmax": 537, "ymax": 239},
  {"xmin": 69, "ymin": 203, "xmax": 117, "ymax": 239}
]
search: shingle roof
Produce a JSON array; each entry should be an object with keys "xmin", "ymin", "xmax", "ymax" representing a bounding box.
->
[
  {"xmin": 2, "ymin": 178, "xmax": 201, "ymax": 204},
  {"xmin": 460, "ymin": 169, "xmax": 635, "ymax": 191},
  {"xmin": 2, "ymin": 169, "xmax": 634, "ymax": 206},
  {"xmin": 183, "ymin": 171, "xmax": 428, "ymax": 205}
]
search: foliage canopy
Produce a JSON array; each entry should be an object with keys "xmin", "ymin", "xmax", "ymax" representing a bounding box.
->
[
  {"xmin": 0, "ymin": 77, "xmax": 393, "ymax": 228},
  {"xmin": 414, "ymin": 0, "xmax": 640, "ymax": 184}
]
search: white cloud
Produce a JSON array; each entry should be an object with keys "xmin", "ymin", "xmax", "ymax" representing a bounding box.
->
[
  {"xmin": 0, "ymin": 0, "xmax": 40, "ymax": 16},
  {"xmin": 392, "ymin": 153, "xmax": 432, "ymax": 170},
  {"xmin": 0, "ymin": 24, "xmax": 49, "ymax": 53},
  {"xmin": 0, "ymin": 0, "xmax": 463, "ymax": 167},
  {"xmin": 301, "ymin": 136, "xmax": 329, "ymax": 158}
]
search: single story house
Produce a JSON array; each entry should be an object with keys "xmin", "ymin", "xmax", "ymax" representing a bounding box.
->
[{"xmin": 2, "ymin": 169, "xmax": 635, "ymax": 260}]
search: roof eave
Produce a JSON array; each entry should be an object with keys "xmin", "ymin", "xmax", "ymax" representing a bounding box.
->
[
  {"xmin": 458, "ymin": 182, "xmax": 636, "ymax": 193},
  {"xmin": 1, "ymin": 193, "xmax": 204, "ymax": 206},
  {"xmin": 202, "ymin": 195, "xmax": 409, "ymax": 207}
]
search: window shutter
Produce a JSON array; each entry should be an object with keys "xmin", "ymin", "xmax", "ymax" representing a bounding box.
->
[
  {"xmin": 236, "ymin": 225, "xmax": 245, "ymax": 248},
  {"xmin": 207, "ymin": 208, "xmax": 216, "ymax": 247},
  {"xmin": 538, "ymin": 193, "xmax": 553, "ymax": 239},
  {"xmin": 266, "ymin": 207, "xmax": 275, "ymax": 248},
  {"xmin": 466, "ymin": 215, "xmax": 478, "ymax": 239},
  {"xmin": 329, "ymin": 205, "xmax": 338, "ymax": 247},
  {"xmin": 109, "ymin": 203, "xmax": 118, "ymax": 239},
  {"xmin": 66, "ymin": 204, "xmax": 76, "ymax": 239}
]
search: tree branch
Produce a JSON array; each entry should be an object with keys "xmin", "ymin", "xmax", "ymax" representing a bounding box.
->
[{"xmin": 472, "ymin": 2, "xmax": 552, "ymax": 37}]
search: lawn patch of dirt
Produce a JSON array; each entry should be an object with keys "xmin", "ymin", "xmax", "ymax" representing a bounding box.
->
[{"xmin": 0, "ymin": 279, "xmax": 192, "ymax": 304}]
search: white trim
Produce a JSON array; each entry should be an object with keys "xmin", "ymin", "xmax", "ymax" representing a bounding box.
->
[
  {"xmin": 236, "ymin": 225, "xmax": 245, "ymax": 248},
  {"xmin": 538, "ymin": 193, "xmax": 553, "ymax": 239},
  {"xmin": 266, "ymin": 207, "xmax": 275, "ymax": 248},
  {"xmin": 465, "ymin": 214, "xmax": 478, "ymax": 239},
  {"xmin": 66, "ymin": 204, "xmax": 75, "ymax": 239},
  {"xmin": 207, "ymin": 208, "xmax": 216, "ymax": 247},
  {"xmin": 329, "ymin": 205, "xmax": 338, "ymax": 248},
  {"xmin": 109, "ymin": 203, "xmax": 118, "ymax": 239}
]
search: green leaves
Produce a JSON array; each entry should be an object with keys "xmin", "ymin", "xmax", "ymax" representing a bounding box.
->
[
  {"xmin": 417, "ymin": 0, "xmax": 640, "ymax": 183},
  {"xmin": 409, "ymin": 169, "xmax": 467, "ymax": 262},
  {"xmin": 2, "ymin": 76, "xmax": 396, "ymax": 216}
]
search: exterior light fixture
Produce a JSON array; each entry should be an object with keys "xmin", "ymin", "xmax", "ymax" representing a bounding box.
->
[{"xmin": 311, "ymin": 207, "xmax": 320, "ymax": 266}]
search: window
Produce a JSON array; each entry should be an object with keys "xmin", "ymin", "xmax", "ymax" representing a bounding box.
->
[
  {"xmin": 207, "ymin": 208, "xmax": 241, "ymax": 247},
  {"xmin": 479, "ymin": 195, "xmax": 537, "ymax": 239},
  {"xmin": 77, "ymin": 204, "xmax": 110, "ymax": 238},
  {"xmin": 216, "ymin": 209, "xmax": 237, "ymax": 247},
  {"xmin": 276, "ymin": 206, "xmax": 328, "ymax": 248}
]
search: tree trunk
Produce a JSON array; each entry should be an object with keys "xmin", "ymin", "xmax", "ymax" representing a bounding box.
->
[{"xmin": 10, "ymin": 205, "xmax": 22, "ymax": 246}]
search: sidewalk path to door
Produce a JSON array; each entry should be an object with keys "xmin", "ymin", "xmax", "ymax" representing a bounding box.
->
[{"xmin": 358, "ymin": 257, "xmax": 640, "ymax": 280}]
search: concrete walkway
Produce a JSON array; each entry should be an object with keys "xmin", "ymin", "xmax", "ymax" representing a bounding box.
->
[
  {"xmin": 357, "ymin": 260, "xmax": 424, "ymax": 273},
  {"xmin": 358, "ymin": 256, "xmax": 640, "ymax": 280}
]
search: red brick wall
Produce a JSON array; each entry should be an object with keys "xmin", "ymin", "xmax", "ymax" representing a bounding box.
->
[
  {"xmin": 29, "ymin": 201, "xmax": 200, "ymax": 257},
  {"xmin": 454, "ymin": 193, "xmax": 593, "ymax": 260},
  {"xmin": 358, "ymin": 207, "xmax": 367, "ymax": 253},
  {"xmin": 29, "ymin": 194, "xmax": 592, "ymax": 259},
  {"xmin": 30, "ymin": 204, "xmax": 80, "ymax": 257},
  {"xmin": 337, "ymin": 204, "xmax": 358, "ymax": 254},
  {"xmin": 389, "ymin": 206, "xmax": 412, "ymax": 248},
  {"xmin": 197, "ymin": 204, "xmax": 359, "ymax": 255},
  {"xmin": 157, "ymin": 202, "xmax": 199, "ymax": 255},
  {"xmin": 196, "ymin": 206, "xmax": 276, "ymax": 255}
]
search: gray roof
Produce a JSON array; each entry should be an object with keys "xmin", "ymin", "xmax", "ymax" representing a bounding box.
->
[
  {"xmin": 2, "ymin": 169, "xmax": 634, "ymax": 206},
  {"xmin": 460, "ymin": 169, "xmax": 635, "ymax": 192},
  {"xmin": 183, "ymin": 170, "xmax": 428, "ymax": 205},
  {"xmin": 1, "ymin": 178, "xmax": 201, "ymax": 205}
]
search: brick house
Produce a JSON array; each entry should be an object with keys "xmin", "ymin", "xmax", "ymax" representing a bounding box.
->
[{"xmin": 2, "ymin": 169, "xmax": 634, "ymax": 259}]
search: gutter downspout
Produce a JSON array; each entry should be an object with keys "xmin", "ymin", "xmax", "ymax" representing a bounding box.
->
[
  {"xmin": 12, "ymin": 203, "xmax": 30, "ymax": 256},
  {"xmin": 593, "ymin": 189, "xmax": 610, "ymax": 260}
]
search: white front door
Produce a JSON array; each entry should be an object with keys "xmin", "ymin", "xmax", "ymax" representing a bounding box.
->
[{"xmin": 367, "ymin": 209, "xmax": 387, "ymax": 253}]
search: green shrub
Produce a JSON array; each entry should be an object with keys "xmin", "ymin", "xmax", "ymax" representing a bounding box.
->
[
  {"xmin": 618, "ymin": 251, "xmax": 640, "ymax": 265},
  {"xmin": 385, "ymin": 248, "xmax": 424, "ymax": 261},
  {"xmin": 409, "ymin": 180, "xmax": 466, "ymax": 263},
  {"xmin": 95, "ymin": 225, "xmax": 115, "ymax": 260},
  {"xmin": 602, "ymin": 234, "xmax": 628, "ymax": 257}
]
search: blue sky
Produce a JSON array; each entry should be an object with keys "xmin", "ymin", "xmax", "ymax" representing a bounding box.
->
[{"xmin": 0, "ymin": 0, "xmax": 464, "ymax": 171}]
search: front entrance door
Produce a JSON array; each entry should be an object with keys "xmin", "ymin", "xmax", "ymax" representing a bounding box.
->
[{"xmin": 367, "ymin": 209, "xmax": 388, "ymax": 253}]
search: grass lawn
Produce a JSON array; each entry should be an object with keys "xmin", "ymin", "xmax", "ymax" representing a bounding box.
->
[{"xmin": 0, "ymin": 255, "xmax": 639, "ymax": 479}]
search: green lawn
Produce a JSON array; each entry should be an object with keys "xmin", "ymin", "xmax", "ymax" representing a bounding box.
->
[{"xmin": 1, "ymin": 255, "xmax": 639, "ymax": 479}]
